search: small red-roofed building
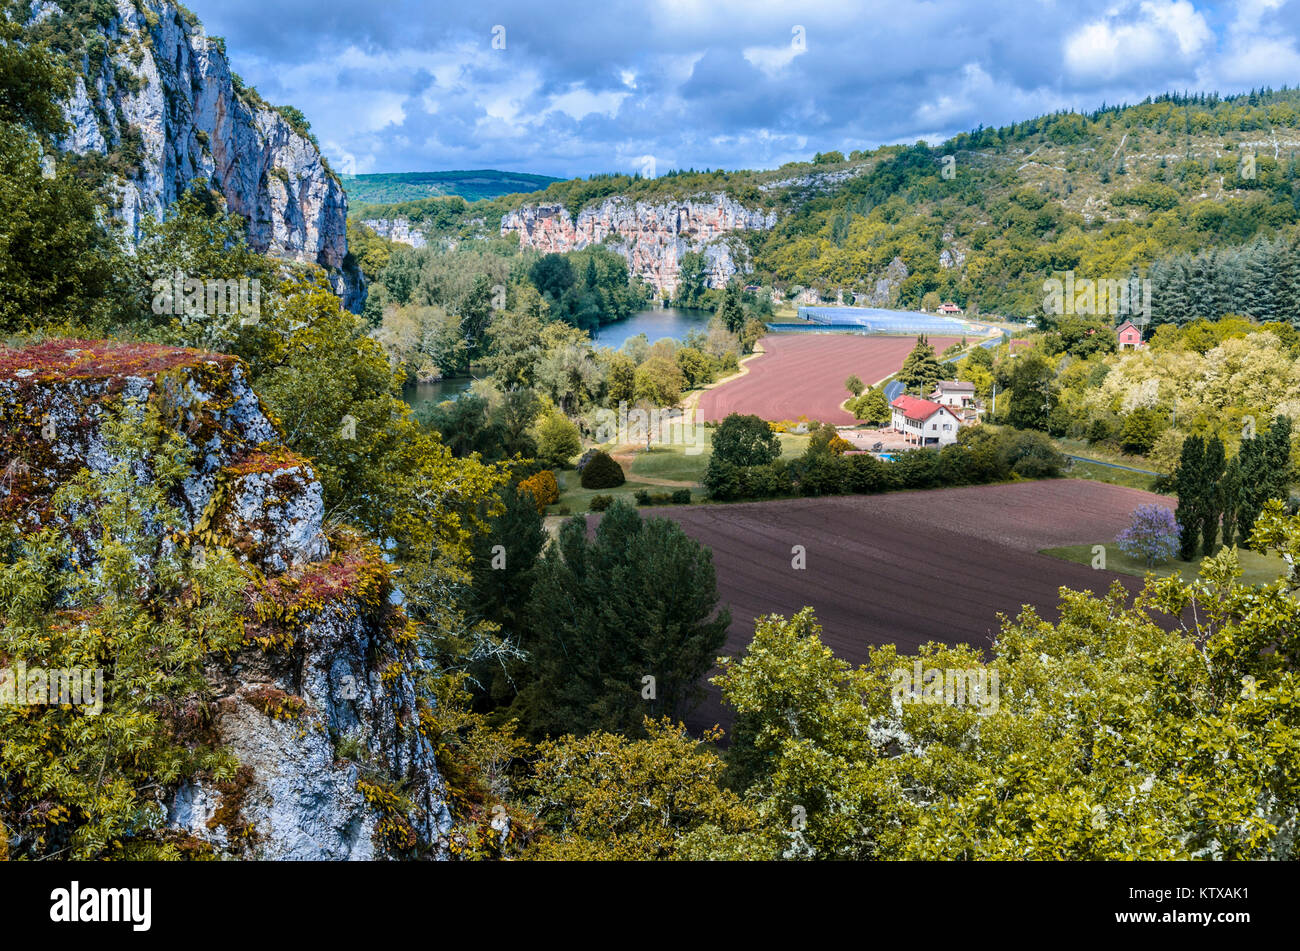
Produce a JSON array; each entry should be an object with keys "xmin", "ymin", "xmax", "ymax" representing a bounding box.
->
[
  {"xmin": 890, "ymin": 394, "xmax": 964, "ymax": 446},
  {"xmin": 1116, "ymin": 320, "xmax": 1145, "ymax": 350}
]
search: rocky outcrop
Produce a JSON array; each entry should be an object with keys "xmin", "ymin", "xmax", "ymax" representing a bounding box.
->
[
  {"xmin": 35, "ymin": 0, "xmax": 362, "ymax": 309},
  {"xmin": 501, "ymin": 193, "xmax": 776, "ymax": 295},
  {"xmin": 361, "ymin": 217, "xmax": 428, "ymax": 249},
  {"xmin": 0, "ymin": 339, "xmax": 450, "ymax": 859}
]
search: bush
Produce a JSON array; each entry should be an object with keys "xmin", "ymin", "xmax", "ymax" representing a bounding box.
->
[
  {"xmin": 1116, "ymin": 504, "xmax": 1180, "ymax": 566},
  {"xmin": 536, "ymin": 413, "xmax": 583, "ymax": 468},
  {"xmin": 670, "ymin": 489, "xmax": 691, "ymax": 504},
  {"xmin": 589, "ymin": 494, "xmax": 614, "ymax": 512},
  {"xmin": 634, "ymin": 489, "xmax": 651, "ymax": 506},
  {"xmin": 518, "ymin": 470, "xmax": 560, "ymax": 513},
  {"xmin": 580, "ymin": 450, "xmax": 626, "ymax": 489}
]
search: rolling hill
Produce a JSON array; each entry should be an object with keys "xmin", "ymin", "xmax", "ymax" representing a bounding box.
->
[{"xmin": 341, "ymin": 169, "xmax": 561, "ymax": 204}]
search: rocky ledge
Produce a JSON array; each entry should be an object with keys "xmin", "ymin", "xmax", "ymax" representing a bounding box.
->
[{"xmin": 0, "ymin": 339, "xmax": 449, "ymax": 859}]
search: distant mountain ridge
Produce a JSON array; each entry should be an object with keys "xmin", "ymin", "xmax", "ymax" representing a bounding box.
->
[{"xmin": 342, "ymin": 169, "xmax": 561, "ymax": 204}]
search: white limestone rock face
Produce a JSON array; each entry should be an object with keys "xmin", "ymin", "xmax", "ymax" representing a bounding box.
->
[
  {"xmin": 501, "ymin": 193, "xmax": 776, "ymax": 296},
  {"xmin": 169, "ymin": 598, "xmax": 452, "ymax": 860},
  {"xmin": 40, "ymin": 0, "xmax": 362, "ymax": 309},
  {"xmin": 361, "ymin": 217, "xmax": 429, "ymax": 249}
]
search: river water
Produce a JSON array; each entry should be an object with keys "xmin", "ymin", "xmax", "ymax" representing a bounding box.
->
[{"xmin": 402, "ymin": 306, "xmax": 714, "ymax": 415}]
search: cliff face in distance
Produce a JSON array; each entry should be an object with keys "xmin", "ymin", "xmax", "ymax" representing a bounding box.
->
[
  {"xmin": 501, "ymin": 194, "xmax": 777, "ymax": 296},
  {"xmin": 0, "ymin": 339, "xmax": 449, "ymax": 859},
  {"xmin": 35, "ymin": 0, "xmax": 362, "ymax": 308}
]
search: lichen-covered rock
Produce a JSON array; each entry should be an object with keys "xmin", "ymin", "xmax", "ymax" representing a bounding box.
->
[
  {"xmin": 501, "ymin": 193, "xmax": 776, "ymax": 295},
  {"xmin": 0, "ymin": 338, "xmax": 451, "ymax": 859},
  {"xmin": 171, "ymin": 546, "xmax": 451, "ymax": 860},
  {"xmin": 36, "ymin": 0, "xmax": 362, "ymax": 309}
]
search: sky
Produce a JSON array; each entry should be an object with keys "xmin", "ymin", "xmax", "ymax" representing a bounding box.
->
[{"xmin": 184, "ymin": 0, "xmax": 1300, "ymax": 179}]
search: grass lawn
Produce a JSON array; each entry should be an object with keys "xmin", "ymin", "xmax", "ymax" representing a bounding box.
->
[
  {"xmin": 1042, "ymin": 542, "xmax": 1286, "ymax": 586},
  {"xmin": 626, "ymin": 430, "xmax": 811, "ymax": 485},
  {"xmin": 546, "ymin": 470, "xmax": 695, "ymax": 515},
  {"xmin": 1064, "ymin": 459, "xmax": 1160, "ymax": 492}
]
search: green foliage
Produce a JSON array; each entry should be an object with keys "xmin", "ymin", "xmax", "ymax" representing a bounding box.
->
[
  {"xmin": 535, "ymin": 411, "xmax": 582, "ymax": 469},
  {"xmin": 710, "ymin": 413, "xmax": 781, "ymax": 468},
  {"xmin": 579, "ymin": 450, "xmax": 625, "ymax": 489},
  {"xmin": 895, "ymin": 335, "xmax": 944, "ymax": 394},
  {"xmin": 848, "ymin": 386, "xmax": 890, "ymax": 423},
  {"xmin": 0, "ymin": 406, "xmax": 246, "ymax": 859},
  {"xmin": 716, "ymin": 542, "xmax": 1300, "ymax": 860},
  {"xmin": 515, "ymin": 501, "xmax": 729, "ymax": 739},
  {"xmin": 524, "ymin": 719, "xmax": 770, "ymax": 860},
  {"xmin": 343, "ymin": 169, "xmax": 559, "ymax": 205}
]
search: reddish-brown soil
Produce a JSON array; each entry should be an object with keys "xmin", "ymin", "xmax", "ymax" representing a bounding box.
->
[
  {"xmin": 643, "ymin": 479, "xmax": 1177, "ymax": 732},
  {"xmin": 696, "ymin": 334, "xmax": 961, "ymax": 425}
]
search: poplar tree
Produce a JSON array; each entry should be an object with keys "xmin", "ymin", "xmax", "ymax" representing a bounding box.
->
[
  {"xmin": 1200, "ymin": 436, "xmax": 1226, "ymax": 556},
  {"xmin": 1174, "ymin": 435, "xmax": 1205, "ymax": 560}
]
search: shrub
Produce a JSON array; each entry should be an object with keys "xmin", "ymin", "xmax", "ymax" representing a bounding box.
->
[
  {"xmin": 580, "ymin": 450, "xmax": 626, "ymax": 489},
  {"xmin": 536, "ymin": 413, "xmax": 583, "ymax": 469},
  {"xmin": 634, "ymin": 489, "xmax": 651, "ymax": 506},
  {"xmin": 518, "ymin": 470, "xmax": 560, "ymax": 513},
  {"xmin": 589, "ymin": 494, "xmax": 614, "ymax": 512},
  {"xmin": 1117, "ymin": 504, "xmax": 1180, "ymax": 566},
  {"xmin": 670, "ymin": 489, "xmax": 691, "ymax": 504}
]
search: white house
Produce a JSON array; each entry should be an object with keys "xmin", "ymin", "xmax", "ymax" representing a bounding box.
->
[
  {"xmin": 890, "ymin": 395, "xmax": 964, "ymax": 446},
  {"xmin": 929, "ymin": 380, "xmax": 977, "ymax": 410}
]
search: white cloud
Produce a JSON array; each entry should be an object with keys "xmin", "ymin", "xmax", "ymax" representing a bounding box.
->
[
  {"xmin": 742, "ymin": 42, "xmax": 804, "ymax": 76},
  {"xmin": 1064, "ymin": 1, "xmax": 1213, "ymax": 81},
  {"xmin": 548, "ymin": 85, "xmax": 630, "ymax": 120}
]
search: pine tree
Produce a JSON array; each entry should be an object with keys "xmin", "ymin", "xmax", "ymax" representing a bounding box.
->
[{"xmin": 897, "ymin": 335, "xmax": 944, "ymax": 394}]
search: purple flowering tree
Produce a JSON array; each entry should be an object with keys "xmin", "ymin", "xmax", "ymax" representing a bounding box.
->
[{"xmin": 1117, "ymin": 504, "xmax": 1181, "ymax": 567}]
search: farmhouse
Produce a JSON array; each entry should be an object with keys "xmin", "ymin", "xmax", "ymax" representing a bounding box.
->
[
  {"xmin": 937, "ymin": 302, "xmax": 962, "ymax": 314},
  {"xmin": 1116, "ymin": 320, "xmax": 1144, "ymax": 350},
  {"xmin": 930, "ymin": 380, "xmax": 976, "ymax": 409},
  {"xmin": 929, "ymin": 380, "xmax": 979, "ymax": 424},
  {"xmin": 890, "ymin": 395, "xmax": 964, "ymax": 446}
]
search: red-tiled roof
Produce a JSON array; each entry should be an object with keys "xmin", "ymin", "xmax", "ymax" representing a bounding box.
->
[{"xmin": 890, "ymin": 395, "xmax": 953, "ymax": 422}]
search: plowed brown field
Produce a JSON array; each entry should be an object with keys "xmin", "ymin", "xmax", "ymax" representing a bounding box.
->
[
  {"xmin": 696, "ymin": 334, "xmax": 961, "ymax": 425},
  {"xmin": 641, "ymin": 479, "xmax": 1177, "ymax": 732}
]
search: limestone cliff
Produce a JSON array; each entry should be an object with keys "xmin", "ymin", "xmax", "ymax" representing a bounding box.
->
[
  {"xmin": 0, "ymin": 340, "xmax": 449, "ymax": 859},
  {"xmin": 32, "ymin": 0, "xmax": 363, "ymax": 309},
  {"xmin": 501, "ymin": 193, "xmax": 776, "ymax": 296}
]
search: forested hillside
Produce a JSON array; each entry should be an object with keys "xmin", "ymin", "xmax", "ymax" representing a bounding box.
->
[
  {"xmin": 360, "ymin": 89, "xmax": 1300, "ymax": 318},
  {"xmin": 343, "ymin": 169, "xmax": 560, "ymax": 204}
]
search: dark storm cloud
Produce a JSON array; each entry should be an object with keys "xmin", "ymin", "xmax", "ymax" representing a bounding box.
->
[{"xmin": 183, "ymin": 0, "xmax": 1300, "ymax": 177}]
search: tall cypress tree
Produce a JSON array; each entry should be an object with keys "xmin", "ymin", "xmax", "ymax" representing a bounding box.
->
[
  {"xmin": 1200, "ymin": 436, "xmax": 1226, "ymax": 556},
  {"xmin": 1220, "ymin": 455, "xmax": 1241, "ymax": 547},
  {"xmin": 1174, "ymin": 435, "xmax": 1205, "ymax": 561}
]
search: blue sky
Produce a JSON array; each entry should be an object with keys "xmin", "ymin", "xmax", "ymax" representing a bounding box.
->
[{"xmin": 185, "ymin": 0, "xmax": 1300, "ymax": 178}]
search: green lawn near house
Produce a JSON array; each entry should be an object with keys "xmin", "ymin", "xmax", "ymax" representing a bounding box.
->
[{"xmin": 1042, "ymin": 542, "xmax": 1286, "ymax": 586}]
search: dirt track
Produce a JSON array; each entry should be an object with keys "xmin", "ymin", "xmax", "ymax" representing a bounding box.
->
[
  {"xmin": 696, "ymin": 334, "xmax": 961, "ymax": 425},
  {"xmin": 642, "ymin": 480, "xmax": 1176, "ymax": 732}
]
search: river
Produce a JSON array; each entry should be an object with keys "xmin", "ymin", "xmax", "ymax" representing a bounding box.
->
[{"xmin": 402, "ymin": 307, "xmax": 714, "ymax": 416}]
